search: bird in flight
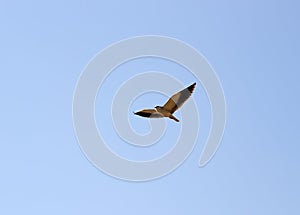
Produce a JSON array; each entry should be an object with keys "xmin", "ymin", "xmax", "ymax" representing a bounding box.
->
[{"xmin": 134, "ymin": 83, "xmax": 196, "ymax": 122}]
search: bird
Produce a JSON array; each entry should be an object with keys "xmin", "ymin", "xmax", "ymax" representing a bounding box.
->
[{"xmin": 134, "ymin": 82, "xmax": 196, "ymax": 122}]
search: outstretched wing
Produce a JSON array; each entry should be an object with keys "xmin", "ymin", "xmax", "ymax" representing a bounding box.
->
[
  {"xmin": 162, "ymin": 83, "xmax": 196, "ymax": 113},
  {"xmin": 134, "ymin": 109, "xmax": 164, "ymax": 118}
]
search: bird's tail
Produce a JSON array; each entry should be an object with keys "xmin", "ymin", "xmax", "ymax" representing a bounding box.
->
[{"xmin": 169, "ymin": 115, "xmax": 179, "ymax": 122}]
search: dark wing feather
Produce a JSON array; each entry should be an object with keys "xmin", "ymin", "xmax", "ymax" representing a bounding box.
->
[
  {"xmin": 162, "ymin": 83, "xmax": 196, "ymax": 113},
  {"xmin": 134, "ymin": 109, "xmax": 164, "ymax": 118}
]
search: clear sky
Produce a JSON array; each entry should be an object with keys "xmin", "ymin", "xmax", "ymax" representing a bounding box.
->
[{"xmin": 1, "ymin": 0, "xmax": 299, "ymax": 214}]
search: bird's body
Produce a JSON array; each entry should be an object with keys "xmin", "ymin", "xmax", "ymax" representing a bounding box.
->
[
  {"xmin": 155, "ymin": 106, "xmax": 179, "ymax": 122},
  {"xmin": 134, "ymin": 83, "xmax": 196, "ymax": 122}
]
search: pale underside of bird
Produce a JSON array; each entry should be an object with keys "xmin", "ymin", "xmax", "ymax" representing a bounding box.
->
[{"xmin": 134, "ymin": 82, "xmax": 196, "ymax": 122}]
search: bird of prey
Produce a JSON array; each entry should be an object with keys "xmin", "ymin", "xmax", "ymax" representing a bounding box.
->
[{"xmin": 134, "ymin": 83, "xmax": 196, "ymax": 122}]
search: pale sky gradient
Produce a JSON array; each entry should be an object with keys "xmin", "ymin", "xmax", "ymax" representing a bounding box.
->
[{"xmin": 1, "ymin": 0, "xmax": 299, "ymax": 214}]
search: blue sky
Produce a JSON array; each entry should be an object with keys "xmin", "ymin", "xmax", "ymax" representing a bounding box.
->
[{"xmin": 1, "ymin": 0, "xmax": 300, "ymax": 214}]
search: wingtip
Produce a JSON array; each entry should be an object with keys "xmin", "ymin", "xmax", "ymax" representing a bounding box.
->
[{"xmin": 187, "ymin": 82, "xmax": 196, "ymax": 93}]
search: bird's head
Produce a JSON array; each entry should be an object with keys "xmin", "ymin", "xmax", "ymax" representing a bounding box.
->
[{"xmin": 155, "ymin": 105, "xmax": 162, "ymax": 109}]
